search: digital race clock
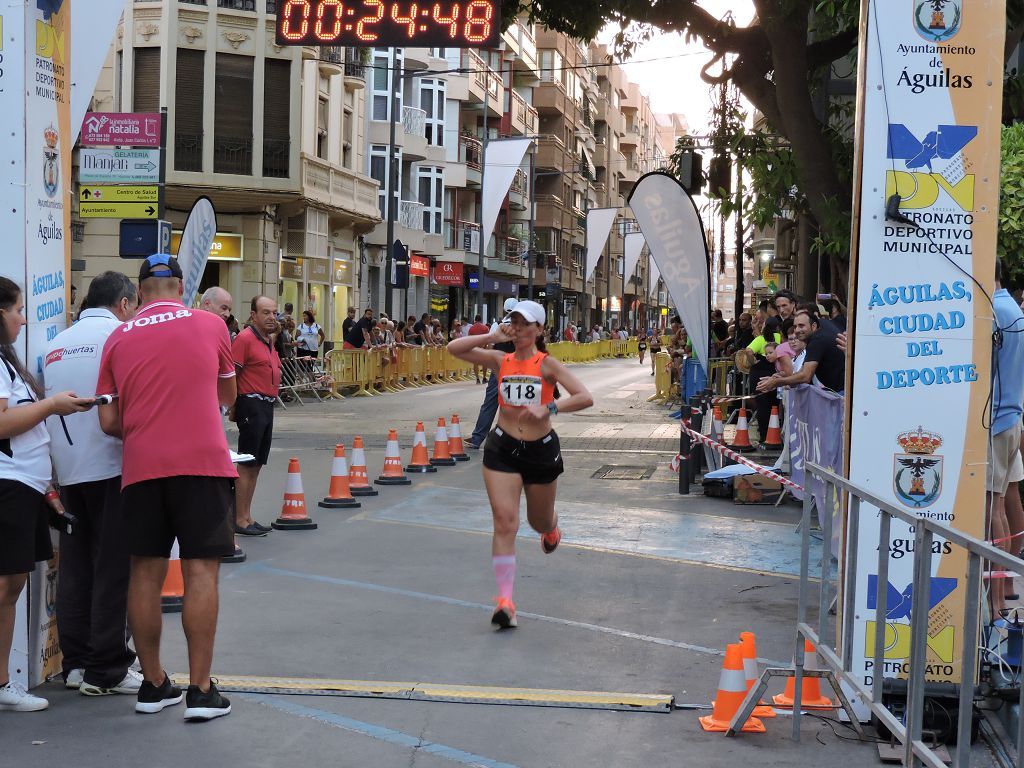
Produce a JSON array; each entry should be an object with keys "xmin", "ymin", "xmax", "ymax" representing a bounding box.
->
[{"xmin": 275, "ymin": 0, "xmax": 501, "ymax": 48}]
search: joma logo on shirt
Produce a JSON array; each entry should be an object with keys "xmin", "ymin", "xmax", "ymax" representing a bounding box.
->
[{"xmin": 122, "ymin": 309, "xmax": 192, "ymax": 332}]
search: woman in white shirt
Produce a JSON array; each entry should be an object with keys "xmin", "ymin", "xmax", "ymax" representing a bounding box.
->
[
  {"xmin": 0, "ymin": 277, "xmax": 92, "ymax": 712},
  {"xmin": 296, "ymin": 310, "xmax": 325, "ymax": 359}
]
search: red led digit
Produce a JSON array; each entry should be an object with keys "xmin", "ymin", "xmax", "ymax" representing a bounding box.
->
[
  {"xmin": 355, "ymin": 0, "xmax": 384, "ymax": 41},
  {"xmin": 431, "ymin": 2, "xmax": 460, "ymax": 37},
  {"xmin": 279, "ymin": 0, "xmax": 312, "ymax": 41},
  {"xmin": 390, "ymin": 3, "xmax": 420, "ymax": 38},
  {"xmin": 314, "ymin": 0, "xmax": 343, "ymax": 41},
  {"xmin": 462, "ymin": 0, "xmax": 493, "ymax": 43}
]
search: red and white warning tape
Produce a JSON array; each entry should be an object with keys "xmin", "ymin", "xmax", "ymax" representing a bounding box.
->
[
  {"xmin": 711, "ymin": 394, "xmax": 757, "ymax": 405},
  {"xmin": 678, "ymin": 423, "xmax": 805, "ymax": 492}
]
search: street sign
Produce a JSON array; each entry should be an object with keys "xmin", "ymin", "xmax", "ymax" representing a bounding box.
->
[
  {"xmin": 81, "ymin": 202, "xmax": 159, "ymax": 219},
  {"xmin": 79, "ymin": 148, "xmax": 160, "ymax": 184},
  {"xmin": 80, "ymin": 112, "xmax": 162, "ymax": 147},
  {"xmin": 79, "ymin": 186, "xmax": 158, "ymax": 204}
]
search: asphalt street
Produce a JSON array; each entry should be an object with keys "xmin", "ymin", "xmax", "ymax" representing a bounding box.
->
[{"xmin": 0, "ymin": 357, "xmax": 997, "ymax": 766}]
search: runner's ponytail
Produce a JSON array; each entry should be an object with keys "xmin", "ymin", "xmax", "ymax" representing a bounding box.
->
[{"xmin": 536, "ymin": 327, "xmax": 561, "ymax": 399}]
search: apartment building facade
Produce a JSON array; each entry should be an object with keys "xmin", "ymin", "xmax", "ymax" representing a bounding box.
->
[{"xmin": 74, "ymin": 0, "xmax": 380, "ymax": 340}]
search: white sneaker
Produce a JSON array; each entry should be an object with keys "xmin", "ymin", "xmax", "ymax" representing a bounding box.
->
[
  {"xmin": 64, "ymin": 668, "xmax": 85, "ymax": 689},
  {"xmin": 80, "ymin": 668, "xmax": 144, "ymax": 696},
  {"xmin": 0, "ymin": 681, "xmax": 49, "ymax": 712}
]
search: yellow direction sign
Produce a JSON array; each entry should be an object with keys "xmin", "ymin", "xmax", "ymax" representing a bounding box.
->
[
  {"xmin": 79, "ymin": 202, "xmax": 159, "ymax": 219},
  {"xmin": 79, "ymin": 186, "xmax": 158, "ymax": 203}
]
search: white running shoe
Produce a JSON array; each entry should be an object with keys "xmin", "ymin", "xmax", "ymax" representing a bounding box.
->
[
  {"xmin": 80, "ymin": 668, "xmax": 144, "ymax": 696},
  {"xmin": 0, "ymin": 681, "xmax": 49, "ymax": 711},
  {"xmin": 64, "ymin": 668, "xmax": 85, "ymax": 689}
]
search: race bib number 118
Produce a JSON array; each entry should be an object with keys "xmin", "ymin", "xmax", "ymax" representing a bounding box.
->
[{"xmin": 501, "ymin": 375, "xmax": 542, "ymax": 406}]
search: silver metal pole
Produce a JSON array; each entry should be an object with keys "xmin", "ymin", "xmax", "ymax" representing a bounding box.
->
[
  {"xmin": 905, "ymin": 523, "xmax": 933, "ymax": 768},
  {"xmin": 873, "ymin": 513, "xmax": 892, "ymax": 704},
  {"xmin": 383, "ymin": 49, "xmax": 400, "ymax": 318},
  {"xmin": 476, "ymin": 81, "xmax": 489, "ymax": 319},
  {"xmin": 527, "ymin": 149, "xmax": 535, "ymax": 300},
  {"xmin": 842, "ymin": 495, "xmax": 860, "ymax": 672},
  {"xmin": 955, "ymin": 553, "xmax": 981, "ymax": 768}
]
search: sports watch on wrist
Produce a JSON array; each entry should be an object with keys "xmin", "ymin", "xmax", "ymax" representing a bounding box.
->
[{"xmin": 547, "ymin": 401, "xmax": 558, "ymax": 416}]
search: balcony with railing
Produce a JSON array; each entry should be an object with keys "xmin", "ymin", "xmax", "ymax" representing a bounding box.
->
[
  {"xmin": 213, "ymin": 135, "xmax": 253, "ymax": 175},
  {"xmin": 218, "ymin": 0, "xmax": 256, "ymax": 10},
  {"xmin": 263, "ymin": 139, "xmax": 289, "ymax": 178},
  {"xmin": 399, "ymin": 199, "xmax": 424, "ymax": 231},
  {"xmin": 460, "ymin": 49, "xmax": 503, "ymax": 114},
  {"xmin": 621, "ymin": 120, "xmax": 641, "ymax": 148},
  {"xmin": 302, "ymin": 153, "xmax": 380, "ymax": 222},
  {"xmin": 536, "ymin": 135, "xmax": 565, "ymax": 171},
  {"xmin": 344, "ymin": 49, "xmax": 366, "ymax": 86},
  {"xmin": 174, "ymin": 133, "xmax": 203, "ymax": 172},
  {"xmin": 401, "ymin": 105, "xmax": 427, "ymax": 160},
  {"xmin": 317, "ymin": 46, "xmax": 343, "ymax": 75}
]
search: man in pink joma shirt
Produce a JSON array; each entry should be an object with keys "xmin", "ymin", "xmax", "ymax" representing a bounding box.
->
[{"xmin": 97, "ymin": 254, "xmax": 237, "ymax": 722}]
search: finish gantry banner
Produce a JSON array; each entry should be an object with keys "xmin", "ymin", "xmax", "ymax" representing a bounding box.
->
[{"xmin": 846, "ymin": 0, "xmax": 1005, "ymax": 700}]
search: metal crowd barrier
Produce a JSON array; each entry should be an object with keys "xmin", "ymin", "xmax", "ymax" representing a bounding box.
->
[
  {"xmin": 729, "ymin": 461, "xmax": 1024, "ymax": 768},
  {"xmin": 278, "ymin": 357, "xmax": 334, "ymax": 406},
  {"xmin": 318, "ymin": 344, "xmax": 484, "ymax": 399}
]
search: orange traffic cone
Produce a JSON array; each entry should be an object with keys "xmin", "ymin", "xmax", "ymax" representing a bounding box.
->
[
  {"xmin": 773, "ymin": 639, "xmax": 836, "ymax": 709},
  {"xmin": 728, "ymin": 408, "xmax": 755, "ymax": 452},
  {"xmin": 739, "ymin": 631, "xmax": 776, "ymax": 719},
  {"xmin": 762, "ymin": 406, "xmax": 783, "ymax": 450},
  {"xmin": 272, "ymin": 458, "xmax": 318, "ymax": 530},
  {"xmin": 448, "ymin": 414, "xmax": 470, "ymax": 462},
  {"xmin": 160, "ymin": 539, "xmax": 184, "ymax": 613},
  {"xmin": 319, "ymin": 444, "xmax": 361, "ymax": 509},
  {"xmin": 700, "ymin": 642, "xmax": 766, "ymax": 733},
  {"xmin": 406, "ymin": 422, "xmax": 437, "ymax": 473},
  {"xmin": 376, "ymin": 429, "xmax": 412, "ymax": 485},
  {"xmin": 348, "ymin": 436, "xmax": 379, "ymax": 496},
  {"xmin": 712, "ymin": 406, "xmax": 724, "ymax": 443},
  {"xmin": 430, "ymin": 417, "xmax": 456, "ymax": 467}
]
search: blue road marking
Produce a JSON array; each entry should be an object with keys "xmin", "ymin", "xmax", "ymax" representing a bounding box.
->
[{"xmin": 243, "ymin": 694, "xmax": 520, "ymax": 768}]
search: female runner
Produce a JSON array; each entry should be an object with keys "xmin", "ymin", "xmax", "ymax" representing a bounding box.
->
[{"xmin": 448, "ymin": 301, "xmax": 593, "ymax": 628}]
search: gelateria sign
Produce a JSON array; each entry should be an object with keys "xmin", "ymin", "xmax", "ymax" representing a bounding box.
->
[{"xmin": 845, "ymin": 0, "xmax": 1004, "ymax": 702}]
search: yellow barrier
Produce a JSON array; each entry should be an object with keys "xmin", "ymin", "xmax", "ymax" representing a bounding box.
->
[
  {"xmin": 647, "ymin": 352, "xmax": 673, "ymax": 403},
  {"xmin": 325, "ymin": 349, "xmax": 374, "ymax": 397},
  {"xmin": 708, "ymin": 358, "xmax": 731, "ymax": 397}
]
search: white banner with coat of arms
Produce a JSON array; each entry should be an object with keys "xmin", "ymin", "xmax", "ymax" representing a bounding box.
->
[{"xmin": 845, "ymin": 0, "xmax": 1004, "ymax": 701}]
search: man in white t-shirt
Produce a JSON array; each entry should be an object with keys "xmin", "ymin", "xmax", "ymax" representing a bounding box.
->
[{"xmin": 44, "ymin": 271, "xmax": 141, "ymax": 697}]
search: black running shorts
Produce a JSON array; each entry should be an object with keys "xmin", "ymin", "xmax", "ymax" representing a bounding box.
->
[
  {"xmin": 122, "ymin": 476, "xmax": 235, "ymax": 559},
  {"xmin": 482, "ymin": 427, "xmax": 564, "ymax": 485},
  {"xmin": 235, "ymin": 396, "xmax": 275, "ymax": 466},
  {"xmin": 0, "ymin": 479, "xmax": 53, "ymax": 575}
]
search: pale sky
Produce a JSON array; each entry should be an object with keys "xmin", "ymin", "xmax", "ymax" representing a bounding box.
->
[{"xmin": 597, "ymin": 0, "xmax": 756, "ymax": 136}]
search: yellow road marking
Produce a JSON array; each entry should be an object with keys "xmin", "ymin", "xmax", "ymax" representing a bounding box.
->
[{"xmin": 170, "ymin": 674, "xmax": 673, "ymax": 711}]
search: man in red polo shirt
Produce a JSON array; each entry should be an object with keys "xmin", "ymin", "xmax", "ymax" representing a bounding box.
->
[
  {"xmin": 232, "ymin": 295, "xmax": 280, "ymax": 536},
  {"xmin": 97, "ymin": 254, "xmax": 237, "ymax": 721}
]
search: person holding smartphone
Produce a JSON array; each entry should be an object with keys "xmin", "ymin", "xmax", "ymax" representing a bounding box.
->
[
  {"xmin": 0, "ymin": 276, "xmax": 94, "ymax": 712},
  {"xmin": 44, "ymin": 271, "xmax": 142, "ymax": 698}
]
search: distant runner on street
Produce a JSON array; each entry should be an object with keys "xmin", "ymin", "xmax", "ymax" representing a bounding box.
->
[{"xmin": 448, "ymin": 301, "xmax": 593, "ymax": 629}]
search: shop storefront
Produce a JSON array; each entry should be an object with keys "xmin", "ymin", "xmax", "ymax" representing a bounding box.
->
[
  {"xmin": 279, "ymin": 257, "xmax": 333, "ymax": 339},
  {"xmin": 172, "ymin": 231, "xmax": 245, "ymax": 305},
  {"xmin": 467, "ymin": 274, "xmax": 519, "ymax": 323},
  {"xmin": 332, "ymin": 255, "xmax": 354, "ymax": 341},
  {"xmin": 432, "ymin": 261, "xmax": 464, "ymax": 325}
]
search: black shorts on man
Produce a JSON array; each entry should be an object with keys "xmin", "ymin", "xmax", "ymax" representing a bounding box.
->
[
  {"xmin": 122, "ymin": 476, "xmax": 235, "ymax": 559},
  {"xmin": 235, "ymin": 396, "xmax": 275, "ymax": 466},
  {"xmin": 482, "ymin": 427, "xmax": 564, "ymax": 485},
  {"xmin": 0, "ymin": 479, "xmax": 52, "ymax": 575}
]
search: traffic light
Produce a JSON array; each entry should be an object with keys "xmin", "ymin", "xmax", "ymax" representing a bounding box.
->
[
  {"xmin": 676, "ymin": 150, "xmax": 704, "ymax": 196},
  {"xmin": 708, "ymin": 153, "xmax": 731, "ymax": 198}
]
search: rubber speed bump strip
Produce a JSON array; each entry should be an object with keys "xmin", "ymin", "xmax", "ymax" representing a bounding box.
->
[{"xmin": 171, "ymin": 675, "xmax": 673, "ymax": 712}]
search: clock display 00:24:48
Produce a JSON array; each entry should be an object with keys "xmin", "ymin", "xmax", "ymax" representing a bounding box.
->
[{"xmin": 276, "ymin": 0, "xmax": 499, "ymax": 46}]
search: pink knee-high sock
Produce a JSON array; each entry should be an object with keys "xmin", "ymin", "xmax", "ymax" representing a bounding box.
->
[{"xmin": 493, "ymin": 555, "xmax": 516, "ymax": 600}]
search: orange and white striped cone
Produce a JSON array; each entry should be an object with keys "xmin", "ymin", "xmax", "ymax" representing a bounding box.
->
[
  {"xmin": 406, "ymin": 422, "xmax": 437, "ymax": 473},
  {"xmin": 448, "ymin": 414, "xmax": 470, "ymax": 462},
  {"xmin": 739, "ymin": 631, "xmax": 776, "ymax": 719},
  {"xmin": 699, "ymin": 642, "xmax": 766, "ymax": 733},
  {"xmin": 272, "ymin": 458, "xmax": 318, "ymax": 530},
  {"xmin": 430, "ymin": 417, "xmax": 456, "ymax": 467},
  {"xmin": 712, "ymin": 406, "xmax": 724, "ymax": 444},
  {"xmin": 160, "ymin": 539, "xmax": 184, "ymax": 614},
  {"xmin": 773, "ymin": 639, "xmax": 836, "ymax": 709},
  {"xmin": 762, "ymin": 406, "xmax": 783, "ymax": 450},
  {"xmin": 375, "ymin": 429, "xmax": 412, "ymax": 485},
  {"xmin": 319, "ymin": 444, "xmax": 361, "ymax": 509},
  {"xmin": 727, "ymin": 408, "xmax": 755, "ymax": 453},
  {"xmin": 348, "ymin": 436, "xmax": 379, "ymax": 496}
]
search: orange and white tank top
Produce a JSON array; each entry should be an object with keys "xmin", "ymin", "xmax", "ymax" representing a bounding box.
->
[{"xmin": 497, "ymin": 352, "xmax": 554, "ymax": 408}]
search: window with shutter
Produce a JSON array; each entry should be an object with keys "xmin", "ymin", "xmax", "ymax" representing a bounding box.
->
[
  {"xmin": 133, "ymin": 48, "xmax": 160, "ymax": 113},
  {"xmin": 263, "ymin": 58, "xmax": 291, "ymax": 178},
  {"xmin": 174, "ymin": 49, "xmax": 204, "ymax": 172},
  {"xmin": 214, "ymin": 53, "xmax": 254, "ymax": 175}
]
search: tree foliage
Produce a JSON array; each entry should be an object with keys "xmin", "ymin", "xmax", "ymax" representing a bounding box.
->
[{"xmin": 999, "ymin": 123, "xmax": 1024, "ymax": 289}]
